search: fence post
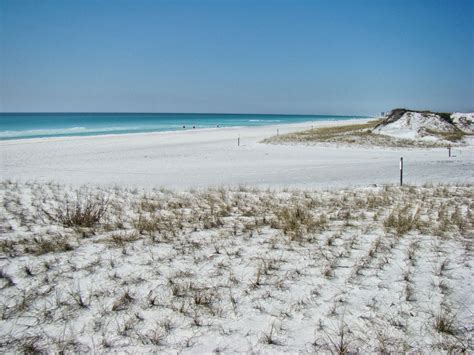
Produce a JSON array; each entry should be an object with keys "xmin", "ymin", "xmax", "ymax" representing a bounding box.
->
[
  {"xmin": 400, "ymin": 157, "xmax": 403, "ymax": 186},
  {"xmin": 238, "ymin": 136, "xmax": 240, "ymax": 146}
]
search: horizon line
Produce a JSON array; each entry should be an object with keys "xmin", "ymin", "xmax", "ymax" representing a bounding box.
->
[{"xmin": 0, "ymin": 111, "xmax": 372, "ymax": 117}]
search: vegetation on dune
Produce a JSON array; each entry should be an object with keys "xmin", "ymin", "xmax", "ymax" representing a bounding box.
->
[
  {"xmin": 423, "ymin": 128, "xmax": 466, "ymax": 142},
  {"xmin": 262, "ymin": 120, "xmax": 381, "ymax": 144},
  {"xmin": 263, "ymin": 119, "xmax": 452, "ymax": 147},
  {"xmin": 264, "ymin": 108, "xmax": 471, "ymax": 147},
  {"xmin": 376, "ymin": 108, "xmax": 469, "ymax": 142},
  {"xmin": 43, "ymin": 191, "xmax": 109, "ymax": 228},
  {"xmin": 0, "ymin": 181, "xmax": 472, "ymax": 353},
  {"xmin": 378, "ymin": 108, "xmax": 454, "ymax": 125}
]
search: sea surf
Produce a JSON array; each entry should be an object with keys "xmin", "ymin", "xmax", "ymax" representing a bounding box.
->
[{"xmin": 0, "ymin": 112, "xmax": 368, "ymax": 140}]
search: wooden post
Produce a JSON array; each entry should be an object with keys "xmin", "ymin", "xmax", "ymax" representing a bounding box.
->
[
  {"xmin": 448, "ymin": 145, "xmax": 451, "ymax": 157},
  {"xmin": 238, "ymin": 136, "xmax": 240, "ymax": 146},
  {"xmin": 400, "ymin": 157, "xmax": 403, "ymax": 186}
]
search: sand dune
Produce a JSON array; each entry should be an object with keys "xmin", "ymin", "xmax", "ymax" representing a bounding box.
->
[{"xmin": 0, "ymin": 181, "xmax": 472, "ymax": 352}]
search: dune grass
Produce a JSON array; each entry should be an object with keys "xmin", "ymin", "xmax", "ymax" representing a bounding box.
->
[
  {"xmin": 262, "ymin": 119, "xmax": 455, "ymax": 147},
  {"xmin": 0, "ymin": 181, "xmax": 472, "ymax": 352},
  {"xmin": 423, "ymin": 128, "xmax": 466, "ymax": 142}
]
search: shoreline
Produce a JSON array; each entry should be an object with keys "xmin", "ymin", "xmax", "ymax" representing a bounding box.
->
[
  {"xmin": 1, "ymin": 117, "xmax": 473, "ymax": 189},
  {"xmin": 0, "ymin": 118, "xmax": 370, "ymax": 145}
]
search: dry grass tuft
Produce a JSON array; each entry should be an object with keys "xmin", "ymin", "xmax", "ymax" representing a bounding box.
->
[
  {"xmin": 45, "ymin": 191, "xmax": 109, "ymax": 228},
  {"xmin": 273, "ymin": 205, "xmax": 326, "ymax": 241},
  {"xmin": 433, "ymin": 310, "xmax": 457, "ymax": 335},
  {"xmin": 383, "ymin": 206, "xmax": 422, "ymax": 236}
]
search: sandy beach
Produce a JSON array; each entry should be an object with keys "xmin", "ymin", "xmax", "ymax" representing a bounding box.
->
[
  {"xmin": 1, "ymin": 118, "xmax": 473, "ymax": 189},
  {"xmin": 2, "ymin": 0, "xmax": 473, "ymax": 352}
]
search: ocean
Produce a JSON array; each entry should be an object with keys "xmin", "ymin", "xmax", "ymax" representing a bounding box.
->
[{"xmin": 0, "ymin": 112, "xmax": 367, "ymax": 141}]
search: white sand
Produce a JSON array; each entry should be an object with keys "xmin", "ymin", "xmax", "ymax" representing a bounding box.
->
[
  {"xmin": 373, "ymin": 112, "xmax": 456, "ymax": 140},
  {"xmin": 1, "ymin": 182, "xmax": 472, "ymax": 352},
  {"xmin": 1, "ymin": 118, "xmax": 473, "ymax": 189},
  {"xmin": 1, "ymin": 121, "xmax": 473, "ymax": 352},
  {"xmin": 451, "ymin": 112, "xmax": 474, "ymax": 133}
]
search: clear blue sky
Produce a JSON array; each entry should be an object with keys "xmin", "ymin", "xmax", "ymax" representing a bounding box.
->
[{"xmin": 0, "ymin": 0, "xmax": 472, "ymax": 115}]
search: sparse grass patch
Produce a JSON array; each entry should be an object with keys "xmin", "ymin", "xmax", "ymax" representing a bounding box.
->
[
  {"xmin": 424, "ymin": 128, "xmax": 466, "ymax": 142},
  {"xmin": 433, "ymin": 310, "xmax": 457, "ymax": 335},
  {"xmin": 26, "ymin": 235, "xmax": 76, "ymax": 255},
  {"xmin": 263, "ymin": 120, "xmax": 382, "ymax": 144},
  {"xmin": 273, "ymin": 204, "xmax": 326, "ymax": 241},
  {"xmin": 0, "ymin": 181, "xmax": 473, "ymax": 353},
  {"xmin": 45, "ymin": 191, "xmax": 109, "ymax": 229},
  {"xmin": 384, "ymin": 206, "xmax": 422, "ymax": 236},
  {"xmin": 324, "ymin": 319, "xmax": 352, "ymax": 354},
  {"xmin": 260, "ymin": 322, "xmax": 283, "ymax": 346},
  {"xmin": 106, "ymin": 231, "xmax": 140, "ymax": 247},
  {"xmin": 0, "ymin": 269, "xmax": 15, "ymax": 288},
  {"xmin": 261, "ymin": 119, "xmax": 454, "ymax": 147},
  {"xmin": 112, "ymin": 290, "xmax": 134, "ymax": 311}
]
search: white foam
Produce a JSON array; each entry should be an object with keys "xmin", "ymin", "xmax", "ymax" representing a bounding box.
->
[
  {"xmin": 0, "ymin": 126, "xmax": 145, "ymax": 139},
  {"xmin": 248, "ymin": 119, "xmax": 281, "ymax": 122}
]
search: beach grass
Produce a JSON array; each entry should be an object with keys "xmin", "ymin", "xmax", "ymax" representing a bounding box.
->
[
  {"xmin": 423, "ymin": 128, "xmax": 467, "ymax": 142},
  {"xmin": 0, "ymin": 181, "xmax": 472, "ymax": 352},
  {"xmin": 262, "ymin": 119, "xmax": 459, "ymax": 147}
]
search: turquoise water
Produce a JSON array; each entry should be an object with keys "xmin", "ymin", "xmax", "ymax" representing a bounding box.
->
[{"xmin": 0, "ymin": 113, "xmax": 367, "ymax": 141}]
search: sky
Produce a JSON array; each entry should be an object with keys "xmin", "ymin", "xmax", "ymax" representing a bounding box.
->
[{"xmin": 0, "ymin": 0, "xmax": 472, "ymax": 115}]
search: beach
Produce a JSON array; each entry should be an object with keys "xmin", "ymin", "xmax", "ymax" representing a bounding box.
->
[
  {"xmin": 1, "ymin": 120, "xmax": 473, "ymax": 352},
  {"xmin": 1, "ymin": 118, "xmax": 473, "ymax": 189},
  {"xmin": 2, "ymin": 0, "xmax": 472, "ymax": 351}
]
